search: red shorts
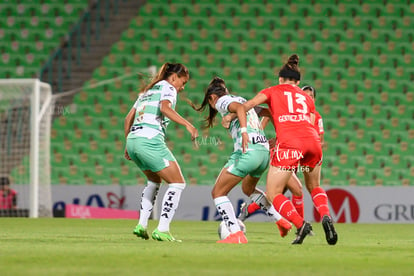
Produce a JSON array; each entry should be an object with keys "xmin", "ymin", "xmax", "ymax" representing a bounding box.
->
[{"xmin": 270, "ymin": 138, "xmax": 322, "ymax": 170}]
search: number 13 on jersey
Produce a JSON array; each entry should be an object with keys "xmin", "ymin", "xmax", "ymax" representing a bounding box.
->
[{"xmin": 284, "ymin": 91, "xmax": 308, "ymax": 114}]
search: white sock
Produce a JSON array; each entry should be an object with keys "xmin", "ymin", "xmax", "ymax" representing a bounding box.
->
[
  {"xmin": 157, "ymin": 183, "xmax": 185, "ymax": 232},
  {"xmin": 250, "ymin": 189, "xmax": 282, "ymax": 222},
  {"xmin": 138, "ymin": 181, "xmax": 160, "ymax": 228},
  {"xmin": 214, "ymin": 196, "xmax": 240, "ymax": 233}
]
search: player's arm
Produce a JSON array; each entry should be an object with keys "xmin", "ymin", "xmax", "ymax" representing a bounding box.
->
[
  {"xmin": 124, "ymin": 108, "xmax": 136, "ymax": 139},
  {"xmin": 308, "ymin": 96, "xmax": 316, "ymax": 126},
  {"xmin": 261, "ymin": 117, "xmax": 271, "ymax": 129},
  {"xmin": 320, "ymin": 133, "xmax": 325, "ymax": 147},
  {"xmin": 160, "ymin": 100, "xmax": 198, "ymax": 140},
  {"xmin": 243, "ymin": 93, "xmax": 268, "ymax": 112},
  {"xmin": 310, "ymin": 112, "xmax": 315, "ymax": 125},
  {"xmin": 222, "ymin": 105, "xmax": 270, "ymax": 129},
  {"xmin": 124, "ymin": 107, "xmax": 136, "ymax": 160},
  {"xmin": 227, "ymin": 102, "xmax": 249, "ymax": 153},
  {"xmin": 318, "ymin": 117, "xmax": 325, "ymax": 147},
  {"xmin": 256, "ymin": 107, "xmax": 273, "ymax": 129},
  {"xmin": 256, "ymin": 107, "xmax": 272, "ymax": 118}
]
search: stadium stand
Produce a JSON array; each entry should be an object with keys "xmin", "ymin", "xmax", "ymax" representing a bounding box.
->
[
  {"xmin": 0, "ymin": 0, "xmax": 89, "ymax": 78},
  {"xmin": 2, "ymin": 0, "xmax": 413, "ymax": 186}
]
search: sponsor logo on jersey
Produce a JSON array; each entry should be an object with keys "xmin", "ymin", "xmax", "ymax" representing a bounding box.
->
[
  {"xmin": 252, "ymin": 135, "xmax": 267, "ymax": 144},
  {"xmin": 274, "ymin": 144, "xmax": 304, "ymax": 161}
]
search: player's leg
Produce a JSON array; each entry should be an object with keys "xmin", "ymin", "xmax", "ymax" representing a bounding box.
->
[
  {"xmin": 213, "ymin": 168, "xmax": 248, "ymax": 244},
  {"xmin": 133, "ymin": 171, "xmax": 161, "ymax": 240},
  {"xmin": 237, "ymin": 149, "xmax": 269, "ymax": 220},
  {"xmin": 266, "ymin": 167, "xmax": 297, "ymax": 224},
  {"xmin": 303, "ymin": 165, "xmax": 338, "ymax": 245},
  {"xmin": 287, "ymin": 172, "xmax": 304, "ymax": 218},
  {"xmin": 151, "ymin": 160, "xmax": 186, "ymax": 242},
  {"xmin": 127, "ymin": 138, "xmax": 160, "ymax": 240},
  {"xmin": 241, "ymin": 176, "xmax": 292, "ymax": 237},
  {"xmin": 266, "ymin": 166, "xmax": 312, "ymax": 244},
  {"xmin": 129, "ymin": 135, "xmax": 186, "ymax": 242}
]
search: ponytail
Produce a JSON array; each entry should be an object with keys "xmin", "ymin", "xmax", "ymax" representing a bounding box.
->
[
  {"xmin": 193, "ymin": 77, "xmax": 229, "ymax": 128},
  {"xmin": 278, "ymin": 54, "xmax": 301, "ymax": 81},
  {"xmin": 141, "ymin": 62, "xmax": 189, "ymax": 93}
]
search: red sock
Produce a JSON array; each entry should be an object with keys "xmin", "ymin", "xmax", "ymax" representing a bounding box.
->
[
  {"xmin": 311, "ymin": 187, "xmax": 330, "ymax": 217},
  {"xmin": 273, "ymin": 194, "xmax": 303, "ymax": 229},
  {"xmin": 247, "ymin": 202, "xmax": 260, "ymax": 214},
  {"xmin": 292, "ymin": 195, "xmax": 304, "ymax": 218}
]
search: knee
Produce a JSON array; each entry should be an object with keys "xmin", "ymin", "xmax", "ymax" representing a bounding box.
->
[
  {"xmin": 291, "ymin": 189, "xmax": 303, "ymax": 197},
  {"xmin": 211, "ymin": 186, "xmax": 225, "ymax": 198},
  {"xmin": 305, "ymin": 182, "xmax": 319, "ymax": 193}
]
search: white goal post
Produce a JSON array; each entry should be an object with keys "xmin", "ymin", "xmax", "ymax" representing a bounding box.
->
[{"xmin": 0, "ymin": 79, "xmax": 53, "ymax": 218}]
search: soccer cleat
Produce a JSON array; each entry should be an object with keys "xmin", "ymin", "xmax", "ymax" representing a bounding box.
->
[
  {"xmin": 237, "ymin": 202, "xmax": 250, "ymax": 221},
  {"xmin": 151, "ymin": 229, "xmax": 182, "ymax": 242},
  {"xmin": 322, "ymin": 215, "xmax": 338, "ymax": 245},
  {"xmin": 276, "ymin": 218, "xmax": 292, "ymax": 238},
  {"xmin": 133, "ymin": 224, "xmax": 149, "ymax": 240},
  {"xmin": 291, "ymin": 221, "xmax": 313, "ymax": 245},
  {"xmin": 217, "ymin": 231, "xmax": 248, "ymax": 244}
]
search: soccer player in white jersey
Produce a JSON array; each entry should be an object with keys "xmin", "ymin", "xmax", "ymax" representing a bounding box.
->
[
  {"xmin": 196, "ymin": 77, "xmax": 291, "ymax": 243},
  {"xmin": 125, "ymin": 63, "xmax": 198, "ymax": 242}
]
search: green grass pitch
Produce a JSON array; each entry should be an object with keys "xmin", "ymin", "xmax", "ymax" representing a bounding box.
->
[{"xmin": 0, "ymin": 218, "xmax": 413, "ymax": 276}]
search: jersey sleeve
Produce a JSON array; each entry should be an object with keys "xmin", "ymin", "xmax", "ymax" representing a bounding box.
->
[
  {"xmin": 215, "ymin": 95, "xmax": 236, "ymax": 115},
  {"xmin": 259, "ymin": 87, "xmax": 273, "ymax": 104},
  {"xmin": 317, "ymin": 115, "xmax": 324, "ymax": 134},
  {"xmin": 159, "ymin": 84, "xmax": 177, "ymax": 104},
  {"xmin": 132, "ymin": 98, "xmax": 140, "ymax": 109}
]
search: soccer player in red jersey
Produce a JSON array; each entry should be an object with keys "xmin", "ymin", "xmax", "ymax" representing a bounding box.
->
[
  {"xmin": 238, "ymin": 85, "xmax": 325, "ymax": 227},
  {"xmin": 302, "ymin": 85, "xmax": 324, "ymax": 146},
  {"xmin": 238, "ymin": 54, "xmax": 338, "ymax": 245}
]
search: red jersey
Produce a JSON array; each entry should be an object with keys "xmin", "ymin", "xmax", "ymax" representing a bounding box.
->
[
  {"xmin": 0, "ymin": 189, "xmax": 17, "ymax": 209},
  {"xmin": 260, "ymin": 84, "xmax": 322, "ymax": 169},
  {"xmin": 314, "ymin": 110, "xmax": 324, "ymax": 135},
  {"xmin": 260, "ymin": 84, "xmax": 320, "ymax": 145}
]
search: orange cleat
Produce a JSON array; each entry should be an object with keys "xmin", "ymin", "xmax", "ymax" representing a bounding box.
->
[
  {"xmin": 217, "ymin": 231, "xmax": 248, "ymax": 244},
  {"xmin": 276, "ymin": 218, "xmax": 292, "ymax": 238}
]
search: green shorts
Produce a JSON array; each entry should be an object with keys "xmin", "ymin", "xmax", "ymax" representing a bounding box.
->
[
  {"xmin": 126, "ymin": 134, "xmax": 176, "ymax": 172},
  {"xmin": 224, "ymin": 148, "xmax": 270, "ymax": 178}
]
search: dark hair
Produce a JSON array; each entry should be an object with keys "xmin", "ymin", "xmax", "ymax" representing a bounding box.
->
[
  {"xmin": 0, "ymin": 177, "xmax": 10, "ymax": 186},
  {"xmin": 301, "ymin": 85, "xmax": 316, "ymax": 98},
  {"xmin": 142, "ymin": 62, "xmax": 189, "ymax": 93},
  {"xmin": 195, "ymin": 77, "xmax": 229, "ymax": 128},
  {"xmin": 278, "ymin": 54, "xmax": 301, "ymax": 81}
]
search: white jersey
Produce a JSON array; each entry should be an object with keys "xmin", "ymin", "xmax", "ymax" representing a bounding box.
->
[
  {"xmin": 127, "ymin": 80, "xmax": 177, "ymax": 139},
  {"xmin": 215, "ymin": 95, "xmax": 269, "ymax": 152}
]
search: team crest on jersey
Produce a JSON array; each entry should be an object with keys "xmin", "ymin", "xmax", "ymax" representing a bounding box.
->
[{"xmin": 152, "ymin": 85, "xmax": 162, "ymax": 91}]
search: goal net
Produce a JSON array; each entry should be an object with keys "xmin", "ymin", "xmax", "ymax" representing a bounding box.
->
[{"xmin": 0, "ymin": 79, "xmax": 53, "ymax": 218}]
